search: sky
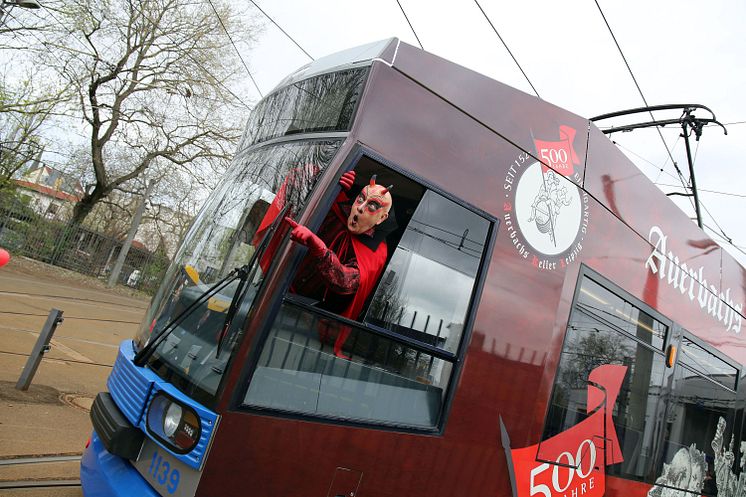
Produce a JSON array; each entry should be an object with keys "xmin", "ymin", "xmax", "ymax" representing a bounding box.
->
[{"xmin": 229, "ymin": 0, "xmax": 746, "ymax": 267}]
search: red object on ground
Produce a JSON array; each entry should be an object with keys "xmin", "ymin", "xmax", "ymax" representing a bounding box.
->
[{"xmin": 0, "ymin": 248, "xmax": 9, "ymax": 268}]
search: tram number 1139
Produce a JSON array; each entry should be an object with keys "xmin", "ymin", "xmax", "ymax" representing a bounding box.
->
[{"xmin": 146, "ymin": 448, "xmax": 181, "ymax": 494}]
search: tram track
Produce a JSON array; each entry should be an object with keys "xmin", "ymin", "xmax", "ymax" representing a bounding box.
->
[
  {"xmin": 0, "ymin": 454, "xmax": 82, "ymax": 490},
  {"xmin": 0, "ymin": 454, "xmax": 82, "ymax": 466},
  {"xmin": 0, "ymin": 289, "xmax": 147, "ymax": 311},
  {"xmin": 0, "ymin": 479, "xmax": 81, "ymax": 489}
]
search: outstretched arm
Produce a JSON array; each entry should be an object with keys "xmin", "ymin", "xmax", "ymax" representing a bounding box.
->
[
  {"xmin": 285, "ymin": 217, "xmax": 360, "ymax": 294},
  {"xmin": 315, "ymin": 250, "xmax": 360, "ymax": 295}
]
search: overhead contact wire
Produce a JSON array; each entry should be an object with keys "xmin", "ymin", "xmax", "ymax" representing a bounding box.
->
[
  {"xmin": 592, "ymin": 0, "xmax": 686, "ymax": 187},
  {"xmin": 206, "ymin": 0, "xmax": 263, "ymax": 97},
  {"xmin": 248, "ymin": 0, "xmax": 314, "ymax": 60},
  {"xmin": 473, "ymin": 0, "xmax": 541, "ymax": 98},
  {"xmin": 395, "ymin": 0, "xmax": 424, "ymax": 50}
]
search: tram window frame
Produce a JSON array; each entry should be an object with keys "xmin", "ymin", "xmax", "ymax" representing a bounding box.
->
[
  {"xmin": 542, "ymin": 265, "xmax": 745, "ymax": 492},
  {"xmin": 234, "ymin": 146, "xmax": 497, "ymax": 433},
  {"xmin": 540, "ymin": 267, "xmax": 675, "ymax": 485},
  {"xmin": 653, "ymin": 329, "xmax": 741, "ymax": 497}
]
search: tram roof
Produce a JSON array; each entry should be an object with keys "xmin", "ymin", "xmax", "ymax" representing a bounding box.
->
[{"xmin": 268, "ymin": 39, "xmax": 745, "ymax": 316}]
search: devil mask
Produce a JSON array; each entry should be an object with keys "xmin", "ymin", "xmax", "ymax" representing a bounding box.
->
[{"xmin": 347, "ymin": 175, "xmax": 393, "ymax": 235}]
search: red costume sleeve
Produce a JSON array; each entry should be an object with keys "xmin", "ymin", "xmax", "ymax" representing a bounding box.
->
[
  {"xmin": 330, "ymin": 237, "xmax": 387, "ymax": 359},
  {"xmin": 315, "ymin": 250, "xmax": 360, "ymax": 295}
]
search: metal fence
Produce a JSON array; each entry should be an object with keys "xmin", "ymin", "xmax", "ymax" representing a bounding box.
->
[{"xmin": 0, "ymin": 200, "xmax": 169, "ymax": 294}]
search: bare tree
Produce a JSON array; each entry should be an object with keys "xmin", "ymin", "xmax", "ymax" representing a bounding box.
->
[
  {"xmin": 36, "ymin": 0, "xmax": 261, "ymax": 225},
  {"xmin": 85, "ymin": 168, "xmax": 199, "ymax": 256},
  {"xmin": 0, "ymin": 2, "xmax": 52, "ymax": 41},
  {"xmin": 0, "ymin": 75, "xmax": 65, "ymax": 193}
]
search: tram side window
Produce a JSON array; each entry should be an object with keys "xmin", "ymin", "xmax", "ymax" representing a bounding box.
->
[
  {"xmin": 243, "ymin": 158, "xmax": 491, "ymax": 428},
  {"xmin": 363, "ymin": 190, "xmax": 489, "ymax": 353},
  {"xmin": 542, "ymin": 277, "xmax": 669, "ymax": 484},
  {"xmin": 653, "ymin": 337, "xmax": 739, "ymax": 497}
]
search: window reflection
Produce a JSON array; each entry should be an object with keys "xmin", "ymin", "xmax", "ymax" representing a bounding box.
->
[
  {"xmin": 678, "ymin": 337, "xmax": 738, "ymax": 391},
  {"xmin": 244, "ymin": 303, "xmax": 449, "ymax": 428},
  {"xmin": 364, "ymin": 191, "xmax": 489, "ymax": 353},
  {"xmin": 239, "ymin": 68, "xmax": 368, "ymax": 149},
  {"xmin": 658, "ymin": 365, "xmax": 737, "ymax": 496},
  {"xmin": 577, "ymin": 279, "xmax": 667, "ymax": 350},
  {"xmin": 543, "ymin": 277, "xmax": 669, "ymax": 483}
]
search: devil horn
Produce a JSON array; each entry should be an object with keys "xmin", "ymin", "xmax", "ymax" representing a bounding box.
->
[
  {"xmin": 369, "ymin": 174, "xmax": 377, "ymax": 187},
  {"xmin": 381, "ymin": 184, "xmax": 393, "ymax": 195}
]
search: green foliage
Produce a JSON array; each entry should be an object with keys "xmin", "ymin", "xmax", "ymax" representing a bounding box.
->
[{"xmin": 139, "ymin": 248, "xmax": 171, "ymax": 294}]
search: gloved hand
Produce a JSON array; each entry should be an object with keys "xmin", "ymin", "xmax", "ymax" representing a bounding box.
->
[
  {"xmin": 339, "ymin": 170, "xmax": 356, "ymax": 191},
  {"xmin": 285, "ymin": 217, "xmax": 327, "ymax": 258}
]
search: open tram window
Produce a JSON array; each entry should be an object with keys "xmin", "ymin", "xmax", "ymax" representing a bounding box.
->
[
  {"xmin": 243, "ymin": 155, "xmax": 492, "ymax": 428},
  {"xmin": 282, "ymin": 157, "xmax": 425, "ymax": 334}
]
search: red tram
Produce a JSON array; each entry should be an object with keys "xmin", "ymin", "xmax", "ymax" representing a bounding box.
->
[{"xmin": 81, "ymin": 38, "xmax": 746, "ymax": 497}]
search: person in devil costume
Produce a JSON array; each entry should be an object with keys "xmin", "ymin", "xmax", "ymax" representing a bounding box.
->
[{"xmin": 284, "ymin": 170, "xmax": 395, "ymax": 359}]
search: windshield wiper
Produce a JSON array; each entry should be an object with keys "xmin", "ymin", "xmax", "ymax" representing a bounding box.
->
[
  {"xmin": 214, "ymin": 263, "xmax": 253, "ymax": 359},
  {"xmin": 133, "ymin": 203, "xmax": 291, "ymax": 367}
]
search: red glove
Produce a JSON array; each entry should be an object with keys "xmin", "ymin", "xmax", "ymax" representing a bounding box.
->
[
  {"xmin": 339, "ymin": 170, "xmax": 356, "ymax": 191},
  {"xmin": 285, "ymin": 217, "xmax": 327, "ymax": 257}
]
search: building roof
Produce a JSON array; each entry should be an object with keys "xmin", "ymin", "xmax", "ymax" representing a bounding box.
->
[
  {"xmin": 22, "ymin": 165, "xmax": 84, "ymax": 196},
  {"xmin": 15, "ymin": 180, "xmax": 82, "ymax": 202}
]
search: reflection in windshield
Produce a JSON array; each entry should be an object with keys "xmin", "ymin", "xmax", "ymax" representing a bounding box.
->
[
  {"xmin": 134, "ymin": 140, "xmax": 342, "ymax": 405},
  {"xmin": 239, "ymin": 68, "xmax": 368, "ymax": 149}
]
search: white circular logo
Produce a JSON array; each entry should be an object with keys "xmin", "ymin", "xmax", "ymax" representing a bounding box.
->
[
  {"xmin": 502, "ymin": 151, "xmax": 588, "ymax": 271},
  {"xmin": 515, "ymin": 162, "xmax": 582, "ymax": 256}
]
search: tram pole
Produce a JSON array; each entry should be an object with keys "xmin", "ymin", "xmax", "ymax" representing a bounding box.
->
[
  {"xmin": 681, "ymin": 114, "xmax": 703, "ymax": 229},
  {"xmin": 107, "ymin": 180, "xmax": 155, "ymax": 288},
  {"xmin": 16, "ymin": 308, "xmax": 64, "ymax": 391}
]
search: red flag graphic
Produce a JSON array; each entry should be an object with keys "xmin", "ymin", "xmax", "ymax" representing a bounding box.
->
[
  {"xmin": 534, "ymin": 125, "xmax": 580, "ymax": 176},
  {"xmin": 503, "ymin": 364, "xmax": 627, "ymax": 497}
]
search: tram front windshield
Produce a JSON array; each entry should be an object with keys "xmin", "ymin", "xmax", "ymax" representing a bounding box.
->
[
  {"xmin": 133, "ymin": 140, "xmax": 340, "ymax": 405},
  {"xmin": 133, "ymin": 67, "xmax": 367, "ymax": 407}
]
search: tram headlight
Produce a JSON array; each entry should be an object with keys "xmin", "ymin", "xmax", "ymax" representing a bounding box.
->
[
  {"xmin": 163, "ymin": 402, "xmax": 182, "ymax": 438},
  {"xmin": 146, "ymin": 393, "xmax": 201, "ymax": 454}
]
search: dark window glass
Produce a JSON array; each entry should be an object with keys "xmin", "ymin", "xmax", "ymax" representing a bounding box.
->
[
  {"xmin": 239, "ymin": 68, "xmax": 368, "ymax": 149},
  {"xmin": 649, "ymin": 335, "xmax": 739, "ymax": 497},
  {"xmin": 543, "ymin": 277, "xmax": 668, "ymax": 483},
  {"xmin": 679, "ymin": 337, "xmax": 738, "ymax": 391},
  {"xmin": 653, "ymin": 365, "xmax": 738, "ymax": 496},
  {"xmin": 363, "ymin": 191, "xmax": 490, "ymax": 353},
  {"xmin": 243, "ymin": 302, "xmax": 450, "ymax": 428}
]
